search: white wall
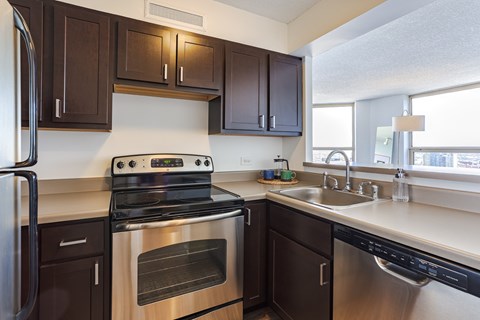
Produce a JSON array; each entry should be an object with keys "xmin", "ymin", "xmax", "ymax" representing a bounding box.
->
[
  {"xmin": 355, "ymin": 95, "xmax": 408, "ymax": 163},
  {"xmin": 23, "ymin": 94, "xmax": 283, "ymax": 179},
  {"xmin": 288, "ymin": 0, "xmax": 384, "ymax": 54},
  {"xmin": 58, "ymin": 0, "xmax": 288, "ymax": 53}
]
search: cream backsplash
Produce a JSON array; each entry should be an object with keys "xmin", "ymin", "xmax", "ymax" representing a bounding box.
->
[{"xmin": 21, "ymin": 93, "xmax": 283, "ymax": 179}]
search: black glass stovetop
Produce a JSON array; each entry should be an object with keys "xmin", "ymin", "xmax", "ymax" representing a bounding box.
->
[{"xmin": 110, "ymin": 185, "xmax": 244, "ymax": 221}]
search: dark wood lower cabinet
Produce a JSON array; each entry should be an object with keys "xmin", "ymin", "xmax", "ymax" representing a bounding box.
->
[
  {"xmin": 21, "ymin": 218, "xmax": 110, "ymax": 320},
  {"xmin": 244, "ymin": 201, "xmax": 267, "ymax": 310},
  {"xmin": 268, "ymin": 230, "xmax": 331, "ymax": 320},
  {"xmin": 39, "ymin": 257, "xmax": 104, "ymax": 320},
  {"xmin": 267, "ymin": 202, "xmax": 332, "ymax": 320}
]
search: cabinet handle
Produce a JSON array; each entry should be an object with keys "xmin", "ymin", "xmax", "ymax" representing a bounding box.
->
[
  {"xmin": 94, "ymin": 261, "xmax": 99, "ymax": 286},
  {"xmin": 163, "ymin": 64, "xmax": 168, "ymax": 80},
  {"xmin": 270, "ymin": 115, "xmax": 276, "ymax": 129},
  {"xmin": 55, "ymin": 99, "xmax": 62, "ymax": 118},
  {"xmin": 245, "ymin": 207, "xmax": 251, "ymax": 226},
  {"xmin": 259, "ymin": 115, "xmax": 265, "ymax": 129},
  {"xmin": 179, "ymin": 66, "xmax": 184, "ymax": 82},
  {"xmin": 320, "ymin": 262, "xmax": 328, "ymax": 286},
  {"xmin": 59, "ymin": 238, "xmax": 87, "ymax": 247}
]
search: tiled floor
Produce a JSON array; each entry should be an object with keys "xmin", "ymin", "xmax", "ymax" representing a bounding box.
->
[{"xmin": 244, "ymin": 307, "xmax": 281, "ymax": 320}]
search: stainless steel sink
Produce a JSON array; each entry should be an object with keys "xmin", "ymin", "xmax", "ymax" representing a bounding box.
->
[{"xmin": 272, "ymin": 186, "xmax": 375, "ymax": 209}]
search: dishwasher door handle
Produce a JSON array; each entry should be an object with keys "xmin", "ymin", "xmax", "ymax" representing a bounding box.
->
[
  {"xmin": 115, "ymin": 209, "xmax": 243, "ymax": 231},
  {"xmin": 374, "ymin": 256, "xmax": 430, "ymax": 287}
]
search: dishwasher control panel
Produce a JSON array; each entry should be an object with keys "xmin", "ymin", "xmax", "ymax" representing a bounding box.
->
[{"xmin": 334, "ymin": 224, "xmax": 480, "ymax": 298}]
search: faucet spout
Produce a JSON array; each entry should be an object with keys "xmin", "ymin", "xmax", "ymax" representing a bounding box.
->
[{"xmin": 325, "ymin": 150, "xmax": 351, "ymax": 191}]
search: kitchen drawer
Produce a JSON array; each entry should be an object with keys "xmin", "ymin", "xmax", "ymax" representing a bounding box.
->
[
  {"xmin": 40, "ymin": 220, "xmax": 104, "ymax": 263},
  {"xmin": 268, "ymin": 202, "xmax": 331, "ymax": 256}
]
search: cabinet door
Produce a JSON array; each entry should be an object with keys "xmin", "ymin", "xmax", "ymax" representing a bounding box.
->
[
  {"xmin": 269, "ymin": 54, "xmax": 303, "ymax": 133},
  {"xmin": 9, "ymin": 0, "xmax": 43, "ymax": 127},
  {"xmin": 51, "ymin": 5, "xmax": 110, "ymax": 126},
  {"xmin": 224, "ymin": 43, "xmax": 267, "ymax": 131},
  {"xmin": 269, "ymin": 230, "xmax": 331, "ymax": 320},
  {"xmin": 117, "ymin": 20, "xmax": 170, "ymax": 84},
  {"xmin": 39, "ymin": 256, "xmax": 103, "ymax": 320},
  {"xmin": 244, "ymin": 201, "xmax": 267, "ymax": 309},
  {"xmin": 176, "ymin": 33, "xmax": 223, "ymax": 90}
]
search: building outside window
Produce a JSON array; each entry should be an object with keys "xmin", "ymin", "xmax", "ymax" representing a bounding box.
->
[
  {"xmin": 312, "ymin": 104, "xmax": 354, "ymax": 163},
  {"xmin": 410, "ymin": 85, "xmax": 480, "ymax": 169}
]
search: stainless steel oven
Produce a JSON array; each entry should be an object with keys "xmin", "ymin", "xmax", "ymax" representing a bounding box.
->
[{"xmin": 110, "ymin": 154, "xmax": 244, "ymax": 320}]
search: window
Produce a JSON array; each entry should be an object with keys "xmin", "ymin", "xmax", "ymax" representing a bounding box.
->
[
  {"xmin": 410, "ymin": 85, "xmax": 480, "ymax": 169},
  {"xmin": 312, "ymin": 104, "xmax": 354, "ymax": 163}
]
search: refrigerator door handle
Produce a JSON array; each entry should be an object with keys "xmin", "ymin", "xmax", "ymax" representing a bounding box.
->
[
  {"xmin": 13, "ymin": 8, "xmax": 38, "ymax": 168},
  {"xmin": 13, "ymin": 171, "xmax": 38, "ymax": 320}
]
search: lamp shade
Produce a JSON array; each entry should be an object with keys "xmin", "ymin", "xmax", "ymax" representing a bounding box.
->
[{"xmin": 392, "ymin": 115, "xmax": 425, "ymax": 132}]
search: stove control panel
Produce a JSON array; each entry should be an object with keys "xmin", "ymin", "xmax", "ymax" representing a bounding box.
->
[{"xmin": 112, "ymin": 154, "xmax": 214, "ymax": 175}]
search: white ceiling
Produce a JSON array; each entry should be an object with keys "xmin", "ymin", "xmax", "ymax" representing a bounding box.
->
[
  {"xmin": 213, "ymin": 0, "xmax": 321, "ymax": 23},
  {"xmin": 313, "ymin": 0, "xmax": 480, "ymax": 103}
]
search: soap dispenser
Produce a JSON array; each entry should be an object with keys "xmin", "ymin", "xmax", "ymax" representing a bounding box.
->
[{"xmin": 392, "ymin": 168, "xmax": 409, "ymax": 202}]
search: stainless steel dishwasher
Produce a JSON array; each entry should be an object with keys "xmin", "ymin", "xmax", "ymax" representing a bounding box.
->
[{"xmin": 333, "ymin": 224, "xmax": 480, "ymax": 320}]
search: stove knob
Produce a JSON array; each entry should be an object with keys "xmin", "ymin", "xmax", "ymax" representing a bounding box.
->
[
  {"xmin": 129, "ymin": 160, "xmax": 137, "ymax": 168},
  {"xmin": 204, "ymin": 159, "xmax": 211, "ymax": 167},
  {"xmin": 195, "ymin": 159, "xmax": 201, "ymax": 166},
  {"xmin": 116, "ymin": 161, "xmax": 125, "ymax": 169}
]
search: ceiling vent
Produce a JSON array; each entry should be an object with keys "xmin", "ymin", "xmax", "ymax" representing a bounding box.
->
[{"xmin": 145, "ymin": 0, "xmax": 206, "ymax": 32}]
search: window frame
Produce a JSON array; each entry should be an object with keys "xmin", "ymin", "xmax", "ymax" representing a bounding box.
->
[
  {"xmin": 408, "ymin": 84, "xmax": 480, "ymax": 166},
  {"xmin": 311, "ymin": 103, "xmax": 355, "ymax": 162}
]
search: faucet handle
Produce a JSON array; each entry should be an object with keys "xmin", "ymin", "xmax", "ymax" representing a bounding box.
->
[
  {"xmin": 357, "ymin": 181, "xmax": 372, "ymax": 195},
  {"xmin": 371, "ymin": 184, "xmax": 379, "ymax": 200},
  {"xmin": 322, "ymin": 172, "xmax": 329, "ymax": 189},
  {"xmin": 322, "ymin": 172, "xmax": 338, "ymax": 190}
]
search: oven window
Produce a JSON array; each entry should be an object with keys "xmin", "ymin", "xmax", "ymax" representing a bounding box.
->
[{"xmin": 137, "ymin": 239, "xmax": 227, "ymax": 306}]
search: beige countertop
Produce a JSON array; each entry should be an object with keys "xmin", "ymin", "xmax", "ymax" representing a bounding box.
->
[
  {"xmin": 214, "ymin": 180, "xmax": 315, "ymax": 201},
  {"xmin": 21, "ymin": 191, "xmax": 111, "ymax": 226}
]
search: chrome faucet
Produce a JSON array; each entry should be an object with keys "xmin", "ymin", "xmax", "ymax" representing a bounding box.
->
[{"xmin": 325, "ymin": 150, "xmax": 351, "ymax": 191}]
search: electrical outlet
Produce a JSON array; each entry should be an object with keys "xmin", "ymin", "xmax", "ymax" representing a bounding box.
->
[{"xmin": 240, "ymin": 156, "xmax": 253, "ymax": 166}]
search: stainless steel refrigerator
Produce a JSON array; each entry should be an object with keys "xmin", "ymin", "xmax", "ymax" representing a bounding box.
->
[{"xmin": 0, "ymin": 0, "xmax": 39, "ymax": 319}]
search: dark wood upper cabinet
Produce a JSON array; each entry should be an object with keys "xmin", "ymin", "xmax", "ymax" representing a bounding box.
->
[
  {"xmin": 209, "ymin": 49, "xmax": 302, "ymax": 136},
  {"xmin": 117, "ymin": 20, "xmax": 170, "ymax": 84},
  {"xmin": 50, "ymin": 4, "xmax": 111, "ymax": 128},
  {"xmin": 269, "ymin": 53, "xmax": 303, "ymax": 133},
  {"xmin": 176, "ymin": 33, "xmax": 223, "ymax": 90},
  {"xmin": 8, "ymin": 0, "xmax": 43, "ymax": 127},
  {"xmin": 224, "ymin": 43, "xmax": 267, "ymax": 131},
  {"xmin": 243, "ymin": 201, "xmax": 267, "ymax": 310}
]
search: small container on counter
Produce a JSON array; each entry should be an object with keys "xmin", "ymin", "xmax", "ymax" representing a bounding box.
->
[{"xmin": 392, "ymin": 168, "xmax": 409, "ymax": 202}]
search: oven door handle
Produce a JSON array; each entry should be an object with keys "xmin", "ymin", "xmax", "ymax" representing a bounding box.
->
[{"xmin": 115, "ymin": 209, "xmax": 243, "ymax": 232}]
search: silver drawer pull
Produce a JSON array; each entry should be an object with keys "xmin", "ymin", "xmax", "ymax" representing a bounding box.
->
[
  {"xmin": 320, "ymin": 262, "xmax": 328, "ymax": 286},
  {"xmin": 59, "ymin": 238, "xmax": 87, "ymax": 247},
  {"xmin": 179, "ymin": 66, "xmax": 184, "ymax": 82},
  {"xmin": 163, "ymin": 64, "xmax": 168, "ymax": 80},
  {"xmin": 55, "ymin": 99, "xmax": 62, "ymax": 118},
  {"xmin": 245, "ymin": 207, "xmax": 252, "ymax": 226},
  {"xmin": 259, "ymin": 114, "xmax": 265, "ymax": 129},
  {"xmin": 270, "ymin": 115, "xmax": 276, "ymax": 129},
  {"xmin": 94, "ymin": 261, "xmax": 99, "ymax": 286}
]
